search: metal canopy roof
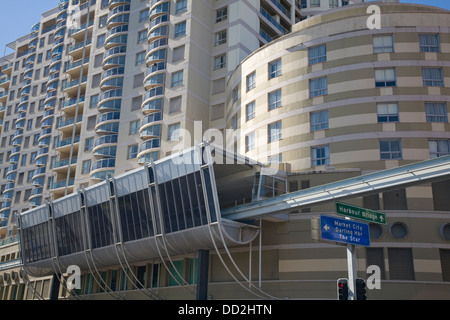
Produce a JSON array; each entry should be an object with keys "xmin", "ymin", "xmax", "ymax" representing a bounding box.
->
[{"xmin": 221, "ymin": 155, "xmax": 450, "ymax": 221}]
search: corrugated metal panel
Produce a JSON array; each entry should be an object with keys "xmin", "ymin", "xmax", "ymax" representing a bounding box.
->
[
  {"xmin": 85, "ymin": 181, "xmax": 110, "ymax": 206},
  {"xmin": 115, "ymin": 168, "xmax": 147, "ymax": 197},
  {"xmin": 53, "ymin": 193, "xmax": 80, "ymax": 219},
  {"xmin": 20, "ymin": 205, "xmax": 49, "ymax": 229}
]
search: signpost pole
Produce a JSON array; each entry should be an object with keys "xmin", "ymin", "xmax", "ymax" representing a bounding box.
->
[{"xmin": 347, "ymin": 244, "xmax": 357, "ymax": 300}]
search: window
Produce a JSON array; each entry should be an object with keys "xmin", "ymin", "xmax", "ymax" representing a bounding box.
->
[
  {"xmin": 176, "ymin": 0, "xmax": 187, "ymax": 13},
  {"xmin": 231, "ymin": 115, "xmax": 238, "ymax": 130},
  {"xmin": 99, "ymin": 15, "xmax": 107, "ymax": 28},
  {"xmin": 329, "ymin": 0, "xmax": 338, "ymax": 8},
  {"xmin": 85, "ymin": 137, "xmax": 94, "ymax": 151},
  {"xmin": 380, "ymin": 139, "xmax": 402, "ymax": 160},
  {"xmin": 419, "ymin": 34, "xmax": 440, "ymax": 52},
  {"xmin": 87, "ymin": 116, "xmax": 96, "ymax": 131},
  {"xmin": 213, "ymin": 54, "xmax": 226, "ymax": 70},
  {"xmin": 246, "ymin": 72, "xmax": 256, "ymax": 91},
  {"xmin": 268, "ymin": 89, "xmax": 282, "ymax": 110},
  {"xmin": 309, "ymin": 45, "xmax": 327, "ymax": 64},
  {"xmin": 422, "ymin": 68, "xmax": 444, "ymax": 87},
  {"xmin": 27, "ymin": 170, "xmax": 34, "ymax": 183},
  {"xmin": 440, "ymin": 249, "xmax": 450, "ymax": 281},
  {"xmin": 375, "ymin": 68, "xmax": 396, "ymax": 87},
  {"xmin": 127, "ymin": 145, "xmax": 139, "ymax": 159},
  {"xmin": 82, "ymin": 160, "xmax": 92, "ymax": 174},
  {"xmin": 90, "ymin": 94, "xmax": 99, "ymax": 109},
  {"xmin": 97, "ymin": 34, "xmax": 105, "ymax": 48},
  {"xmin": 232, "ymin": 86, "xmax": 239, "ymax": 103},
  {"xmin": 268, "ymin": 153, "xmax": 282, "ymax": 165},
  {"xmin": 214, "ymin": 30, "xmax": 227, "ymax": 46},
  {"xmin": 139, "ymin": 9, "xmax": 149, "ymax": 22},
  {"xmin": 309, "ymin": 77, "xmax": 328, "ymax": 97},
  {"xmin": 388, "ymin": 248, "xmax": 415, "ymax": 280},
  {"xmin": 129, "ymin": 120, "xmax": 140, "ymax": 135},
  {"xmin": 168, "ymin": 123, "xmax": 181, "ymax": 141},
  {"xmin": 268, "ymin": 59, "xmax": 281, "ymax": 79},
  {"xmin": 246, "ymin": 101, "xmax": 255, "ymax": 121},
  {"xmin": 429, "ymin": 140, "xmax": 450, "ymax": 158},
  {"xmin": 172, "ymin": 70, "xmax": 184, "ymax": 87},
  {"xmin": 245, "ymin": 132, "xmax": 255, "ymax": 152},
  {"xmin": 174, "ymin": 21, "xmax": 186, "ymax": 37},
  {"xmin": 377, "ymin": 103, "xmax": 399, "ymax": 123},
  {"xmin": 172, "ymin": 45, "xmax": 185, "ymax": 63},
  {"xmin": 311, "ymin": 145, "xmax": 330, "ymax": 167},
  {"xmin": 131, "ymin": 96, "xmax": 142, "ymax": 111},
  {"xmin": 30, "ymin": 152, "xmax": 37, "ymax": 164},
  {"xmin": 211, "ymin": 103, "xmax": 224, "ymax": 121},
  {"xmin": 21, "ymin": 154, "xmax": 27, "ymax": 166},
  {"xmin": 268, "ymin": 121, "xmax": 282, "ymax": 143},
  {"xmin": 310, "ymin": 110, "xmax": 329, "ymax": 131},
  {"xmin": 169, "ymin": 96, "xmax": 182, "ymax": 114},
  {"xmin": 216, "ymin": 7, "xmax": 228, "ymax": 23},
  {"xmin": 373, "ymin": 35, "xmax": 394, "ymax": 53},
  {"xmin": 310, "ymin": 0, "xmax": 320, "ymax": 7},
  {"xmin": 425, "ymin": 103, "xmax": 448, "ymax": 123},
  {"xmin": 135, "ymin": 51, "xmax": 146, "ymax": 66},
  {"xmin": 137, "ymin": 30, "xmax": 147, "ymax": 44},
  {"xmin": 33, "ymin": 133, "xmax": 40, "ymax": 146}
]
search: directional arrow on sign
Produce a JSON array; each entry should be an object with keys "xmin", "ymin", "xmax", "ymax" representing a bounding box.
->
[{"xmin": 336, "ymin": 202, "xmax": 387, "ymax": 225}]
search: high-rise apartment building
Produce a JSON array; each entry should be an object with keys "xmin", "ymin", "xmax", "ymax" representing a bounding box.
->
[
  {"xmin": 1, "ymin": 0, "xmax": 450, "ymax": 301},
  {"xmin": 0, "ymin": 0, "xmax": 362, "ymax": 237}
]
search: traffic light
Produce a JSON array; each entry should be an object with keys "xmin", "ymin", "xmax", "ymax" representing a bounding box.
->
[
  {"xmin": 356, "ymin": 278, "xmax": 367, "ymax": 300},
  {"xmin": 337, "ymin": 278, "xmax": 348, "ymax": 300}
]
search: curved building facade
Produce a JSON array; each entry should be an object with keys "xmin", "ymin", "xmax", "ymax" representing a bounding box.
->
[
  {"xmin": 221, "ymin": 2, "xmax": 450, "ymax": 299},
  {"xmin": 1, "ymin": 1, "xmax": 450, "ymax": 301}
]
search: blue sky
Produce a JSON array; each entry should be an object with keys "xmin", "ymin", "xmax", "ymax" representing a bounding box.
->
[{"xmin": 0, "ymin": 0, "xmax": 449, "ymax": 57}]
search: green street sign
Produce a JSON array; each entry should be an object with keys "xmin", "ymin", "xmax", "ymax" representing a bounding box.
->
[{"xmin": 335, "ymin": 202, "xmax": 387, "ymax": 225}]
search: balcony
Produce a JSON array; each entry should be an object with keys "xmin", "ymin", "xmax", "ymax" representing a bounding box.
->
[
  {"xmin": 93, "ymin": 145, "xmax": 117, "ymax": 158},
  {"xmin": 63, "ymin": 75, "xmax": 87, "ymax": 96},
  {"xmin": 51, "ymin": 178, "xmax": 75, "ymax": 190},
  {"xmin": 55, "ymin": 135, "xmax": 80, "ymax": 151},
  {"xmin": 32, "ymin": 176, "xmax": 45, "ymax": 188},
  {"xmin": 260, "ymin": 7, "xmax": 289, "ymax": 35},
  {"xmin": 69, "ymin": 20, "xmax": 94, "ymax": 42},
  {"xmin": 54, "ymin": 157, "xmax": 78, "ymax": 170},
  {"xmin": 66, "ymin": 57, "xmax": 90, "ymax": 77},
  {"xmin": 90, "ymin": 159, "xmax": 116, "ymax": 178},
  {"xmin": 58, "ymin": 114, "xmax": 83, "ymax": 133},
  {"xmin": 90, "ymin": 170, "xmax": 115, "ymax": 181},
  {"xmin": 140, "ymin": 123, "xmax": 161, "ymax": 140},
  {"xmin": 32, "ymin": 167, "xmax": 46, "ymax": 180},
  {"xmin": 96, "ymin": 112, "xmax": 120, "ymax": 128},
  {"xmin": 137, "ymin": 138, "xmax": 161, "ymax": 160},
  {"xmin": 69, "ymin": 39, "xmax": 92, "ymax": 60},
  {"xmin": 0, "ymin": 77, "xmax": 10, "ymax": 90},
  {"xmin": 107, "ymin": 4, "xmax": 131, "ymax": 26},
  {"xmin": 62, "ymin": 96, "xmax": 85, "ymax": 115},
  {"xmin": 93, "ymin": 134, "xmax": 118, "ymax": 153},
  {"xmin": 109, "ymin": 0, "xmax": 131, "ymax": 10}
]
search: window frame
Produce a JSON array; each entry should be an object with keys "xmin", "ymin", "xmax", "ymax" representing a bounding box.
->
[
  {"xmin": 375, "ymin": 68, "xmax": 396, "ymax": 87},
  {"xmin": 311, "ymin": 145, "xmax": 330, "ymax": 167},
  {"xmin": 379, "ymin": 139, "xmax": 403, "ymax": 160}
]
